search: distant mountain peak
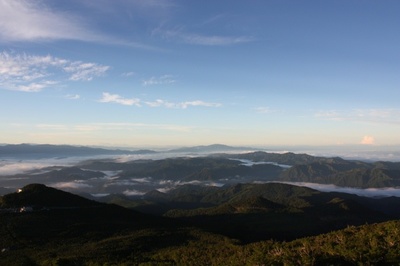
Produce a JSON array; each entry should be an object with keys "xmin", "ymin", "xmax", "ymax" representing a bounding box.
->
[{"xmin": 168, "ymin": 144, "xmax": 255, "ymax": 153}]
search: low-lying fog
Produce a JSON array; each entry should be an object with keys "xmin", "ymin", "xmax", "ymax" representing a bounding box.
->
[{"xmin": 1, "ymin": 148, "xmax": 400, "ymax": 198}]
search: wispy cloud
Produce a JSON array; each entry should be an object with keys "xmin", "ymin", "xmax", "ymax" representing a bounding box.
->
[
  {"xmin": 0, "ymin": 0, "xmax": 100, "ymax": 42},
  {"xmin": 145, "ymin": 99, "xmax": 222, "ymax": 109},
  {"xmin": 122, "ymin": 189, "xmax": 146, "ymax": 196},
  {"xmin": 98, "ymin": 92, "xmax": 141, "ymax": 106},
  {"xmin": 0, "ymin": 51, "xmax": 109, "ymax": 92},
  {"xmin": 315, "ymin": 108, "xmax": 400, "ymax": 125},
  {"xmin": 63, "ymin": 62, "xmax": 110, "ymax": 81},
  {"xmin": 145, "ymin": 99, "xmax": 174, "ymax": 108},
  {"xmin": 0, "ymin": 0, "xmax": 167, "ymax": 50},
  {"xmin": 64, "ymin": 94, "xmax": 81, "ymax": 100},
  {"xmin": 50, "ymin": 181, "xmax": 92, "ymax": 190},
  {"xmin": 16, "ymin": 81, "xmax": 58, "ymax": 92},
  {"xmin": 154, "ymin": 26, "xmax": 254, "ymax": 46},
  {"xmin": 121, "ymin": 72, "xmax": 136, "ymax": 77},
  {"xmin": 99, "ymin": 92, "xmax": 221, "ymax": 109},
  {"xmin": 34, "ymin": 122, "xmax": 193, "ymax": 133},
  {"xmin": 180, "ymin": 100, "xmax": 222, "ymax": 109},
  {"xmin": 255, "ymin": 107, "xmax": 274, "ymax": 114},
  {"xmin": 183, "ymin": 34, "xmax": 253, "ymax": 46},
  {"xmin": 280, "ymin": 182, "xmax": 400, "ymax": 198},
  {"xmin": 314, "ymin": 110, "xmax": 343, "ymax": 121},
  {"xmin": 142, "ymin": 75, "xmax": 176, "ymax": 86},
  {"xmin": 36, "ymin": 124, "xmax": 69, "ymax": 130},
  {"xmin": 90, "ymin": 122, "xmax": 193, "ymax": 133}
]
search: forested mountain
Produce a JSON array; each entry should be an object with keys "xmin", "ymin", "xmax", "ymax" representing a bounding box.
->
[
  {"xmin": 1, "ymin": 183, "xmax": 400, "ymax": 265},
  {"xmin": 2, "ymin": 151, "xmax": 400, "ymax": 197},
  {"xmin": 79, "ymin": 152, "xmax": 400, "ymax": 188},
  {"xmin": 279, "ymin": 159, "xmax": 400, "ymax": 187}
]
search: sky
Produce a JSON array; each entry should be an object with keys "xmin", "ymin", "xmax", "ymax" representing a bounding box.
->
[{"xmin": 0, "ymin": 0, "xmax": 400, "ymax": 148}]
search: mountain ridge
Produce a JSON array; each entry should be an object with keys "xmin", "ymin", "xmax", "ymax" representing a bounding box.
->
[{"xmin": 1, "ymin": 183, "xmax": 399, "ymax": 264}]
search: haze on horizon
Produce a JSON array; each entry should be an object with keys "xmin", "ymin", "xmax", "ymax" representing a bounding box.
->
[{"xmin": 1, "ymin": 1, "xmax": 399, "ymax": 148}]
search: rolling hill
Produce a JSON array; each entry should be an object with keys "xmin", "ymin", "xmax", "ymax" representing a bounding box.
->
[{"xmin": 1, "ymin": 183, "xmax": 400, "ymax": 265}]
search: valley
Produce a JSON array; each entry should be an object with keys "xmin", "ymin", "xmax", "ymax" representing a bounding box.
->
[{"xmin": 1, "ymin": 144, "xmax": 400, "ymax": 264}]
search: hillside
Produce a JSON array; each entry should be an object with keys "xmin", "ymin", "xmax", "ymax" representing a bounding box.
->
[
  {"xmin": 155, "ymin": 183, "xmax": 391, "ymax": 242},
  {"xmin": 3, "ymin": 151, "xmax": 400, "ymax": 195},
  {"xmin": 152, "ymin": 220, "xmax": 400, "ymax": 265},
  {"xmin": 1, "ymin": 183, "xmax": 400, "ymax": 265},
  {"xmin": 280, "ymin": 159, "xmax": 400, "ymax": 188}
]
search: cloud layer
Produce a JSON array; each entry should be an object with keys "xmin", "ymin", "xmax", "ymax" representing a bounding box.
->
[
  {"xmin": 0, "ymin": 0, "xmax": 100, "ymax": 42},
  {"xmin": 99, "ymin": 92, "xmax": 221, "ymax": 109},
  {"xmin": 142, "ymin": 75, "xmax": 176, "ymax": 86},
  {"xmin": 99, "ymin": 92, "xmax": 141, "ymax": 106},
  {"xmin": 315, "ymin": 108, "xmax": 400, "ymax": 125},
  {"xmin": 0, "ymin": 51, "xmax": 109, "ymax": 92},
  {"xmin": 361, "ymin": 135, "xmax": 375, "ymax": 145}
]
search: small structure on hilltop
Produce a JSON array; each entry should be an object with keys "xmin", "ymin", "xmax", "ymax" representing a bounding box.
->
[{"xmin": 19, "ymin": 206, "xmax": 33, "ymax": 213}]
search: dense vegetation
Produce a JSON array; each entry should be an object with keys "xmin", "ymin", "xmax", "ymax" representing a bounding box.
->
[
  {"xmin": 1, "ymin": 184, "xmax": 400, "ymax": 265},
  {"xmin": 2, "ymin": 148, "xmax": 400, "ymax": 264}
]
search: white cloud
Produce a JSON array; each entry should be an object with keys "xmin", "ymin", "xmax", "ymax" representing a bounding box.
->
[
  {"xmin": 145, "ymin": 99, "xmax": 221, "ymax": 109},
  {"xmin": 64, "ymin": 62, "xmax": 109, "ymax": 81},
  {"xmin": 183, "ymin": 34, "xmax": 254, "ymax": 46},
  {"xmin": 157, "ymin": 28, "xmax": 254, "ymax": 46},
  {"xmin": 16, "ymin": 81, "xmax": 58, "ymax": 92},
  {"xmin": 145, "ymin": 99, "xmax": 173, "ymax": 108},
  {"xmin": 99, "ymin": 92, "xmax": 141, "ymax": 106},
  {"xmin": 122, "ymin": 189, "xmax": 145, "ymax": 196},
  {"xmin": 255, "ymin": 107, "xmax": 273, "ymax": 114},
  {"xmin": 97, "ymin": 91, "xmax": 221, "ymax": 109},
  {"xmin": 179, "ymin": 100, "xmax": 221, "ymax": 109},
  {"xmin": 50, "ymin": 181, "xmax": 92, "ymax": 190},
  {"xmin": 142, "ymin": 75, "xmax": 176, "ymax": 86},
  {"xmin": 0, "ymin": 0, "xmax": 164, "ymax": 50},
  {"xmin": 121, "ymin": 72, "xmax": 136, "ymax": 77},
  {"xmin": 36, "ymin": 124, "xmax": 68, "ymax": 130},
  {"xmin": 280, "ymin": 182, "xmax": 400, "ymax": 198},
  {"xmin": 91, "ymin": 122, "xmax": 193, "ymax": 133},
  {"xmin": 73, "ymin": 125, "xmax": 101, "ymax": 132},
  {"xmin": 0, "ymin": 161, "xmax": 47, "ymax": 176},
  {"xmin": 0, "ymin": 0, "xmax": 100, "ymax": 42},
  {"xmin": 32, "ymin": 122, "xmax": 193, "ymax": 134},
  {"xmin": 65, "ymin": 94, "xmax": 80, "ymax": 100},
  {"xmin": 315, "ymin": 108, "xmax": 400, "ymax": 125},
  {"xmin": 0, "ymin": 51, "xmax": 109, "ymax": 92},
  {"xmin": 361, "ymin": 135, "xmax": 375, "ymax": 145}
]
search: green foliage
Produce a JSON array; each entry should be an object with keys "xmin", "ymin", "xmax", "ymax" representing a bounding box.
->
[
  {"xmin": 280, "ymin": 159, "xmax": 400, "ymax": 188},
  {"xmin": 1, "ymin": 184, "xmax": 400, "ymax": 265}
]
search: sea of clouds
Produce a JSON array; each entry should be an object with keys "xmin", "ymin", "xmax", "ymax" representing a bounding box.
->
[{"xmin": 1, "ymin": 149, "xmax": 400, "ymax": 198}]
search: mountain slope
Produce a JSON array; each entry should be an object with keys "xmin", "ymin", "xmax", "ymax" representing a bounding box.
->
[
  {"xmin": 0, "ymin": 183, "xmax": 399, "ymax": 265},
  {"xmin": 280, "ymin": 160, "xmax": 400, "ymax": 187},
  {"xmin": 0, "ymin": 183, "xmax": 101, "ymax": 208}
]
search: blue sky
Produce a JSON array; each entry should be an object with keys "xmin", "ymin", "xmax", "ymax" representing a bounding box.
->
[{"xmin": 1, "ymin": 0, "xmax": 399, "ymax": 147}]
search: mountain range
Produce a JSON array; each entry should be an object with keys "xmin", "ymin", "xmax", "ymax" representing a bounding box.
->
[
  {"xmin": 2, "ymin": 148, "xmax": 400, "ymax": 197},
  {"xmin": 0, "ymin": 143, "xmax": 253, "ymax": 159},
  {"xmin": 0, "ymin": 143, "xmax": 156, "ymax": 159}
]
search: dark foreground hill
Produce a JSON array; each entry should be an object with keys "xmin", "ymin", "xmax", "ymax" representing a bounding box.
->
[
  {"xmin": 127, "ymin": 182, "xmax": 395, "ymax": 243},
  {"xmin": 1, "ymin": 183, "xmax": 400, "ymax": 265},
  {"xmin": 0, "ymin": 184, "xmax": 175, "ymax": 265}
]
